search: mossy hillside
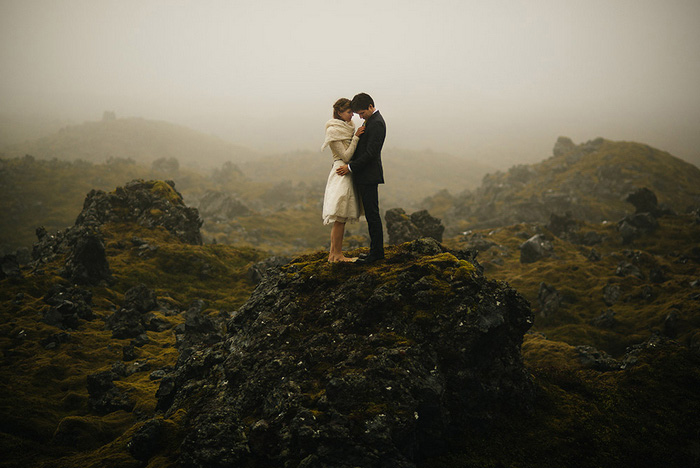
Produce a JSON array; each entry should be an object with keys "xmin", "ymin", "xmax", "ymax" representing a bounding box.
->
[
  {"xmin": 428, "ymin": 340, "xmax": 700, "ymax": 468},
  {"xmin": 0, "ymin": 220, "xmax": 265, "ymax": 467},
  {"xmin": 438, "ymin": 138, "xmax": 700, "ymax": 233},
  {"xmin": 0, "ymin": 155, "xmax": 335, "ymax": 257},
  {"xmin": 445, "ymin": 213, "xmax": 700, "ymax": 360},
  {"xmin": 0, "ymin": 156, "xmax": 211, "ymax": 251}
]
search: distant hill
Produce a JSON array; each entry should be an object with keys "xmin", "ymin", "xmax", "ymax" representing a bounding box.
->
[
  {"xmin": 241, "ymin": 148, "xmax": 494, "ymax": 210},
  {"xmin": 0, "ymin": 116, "xmax": 259, "ymax": 169},
  {"xmin": 426, "ymin": 137, "xmax": 700, "ymax": 232},
  {"xmin": 1, "ymin": 116, "xmax": 493, "ymax": 210}
]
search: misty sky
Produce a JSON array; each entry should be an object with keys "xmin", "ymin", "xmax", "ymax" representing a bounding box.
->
[{"xmin": 2, "ymin": 0, "xmax": 699, "ymax": 166}]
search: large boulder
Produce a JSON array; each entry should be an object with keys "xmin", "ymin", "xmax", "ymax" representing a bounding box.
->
[
  {"xmin": 519, "ymin": 234, "xmax": 554, "ymax": 263},
  {"xmin": 385, "ymin": 208, "xmax": 444, "ymax": 245},
  {"xmin": 625, "ymin": 188, "xmax": 658, "ymax": 214},
  {"xmin": 197, "ymin": 190, "xmax": 251, "ymax": 221},
  {"xmin": 76, "ymin": 179, "xmax": 203, "ymax": 245},
  {"xmin": 156, "ymin": 239, "xmax": 534, "ymax": 467}
]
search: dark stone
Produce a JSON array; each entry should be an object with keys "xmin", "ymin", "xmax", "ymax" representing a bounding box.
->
[
  {"xmin": 552, "ymin": 136, "xmax": 576, "ymax": 158},
  {"xmin": 538, "ymin": 282, "xmax": 562, "ymax": 317},
  {"xmin": 105, "ymin": 307, "xmax": 146, "ymax": 339},
  {"xmin": 198, "ymin": 190, "xmax": 251, "ymax": 220},
  {"xmin": 131, "ymin": 333, "xmax": 150, "ymax": 348},
  {"xmin": 519, "ymin": 234, "xmax": 554, "ymax": 263},
  {"xmin": 461, "ymin": 232, "xmax": 498, "ymax": 253},
  {"xmin": 625, "ymin": 188, "xmax": 658, "ymax": 214},
  {"xmin": 149, "ymin": 369, "xmax": 168, "ymax": 380},
  {"xmin": 385, "ymin": 208, "xmax": 422, "ymax": 245},
  {"xmin": 580, "ymin": 231, "xmax": 605, "ymax": 246},
  {"xmin": 616, "ymin": 262, "xmax": 645, "ymax": 280},
  {"xmin": 410, "ymin": 210, "xmax": 445, "ymax": 242},
  {"xmin": 0, "ymin": 254, "xmax": 21, "ymax": 279},
  {"xmin": 663, "ymin": 311, "xmax": 679, "ymax": 338},
  {"xmin": 385, "ymin": 208, "xmax": 444, "ymax": 245},
  {"xmin": 587, "ymin": 248, "xmax": 602, "ymax": 262},
  {"xmin": 86, "ymin": 370, "xmax": 134, "ymax": 414},
  {"xmin": 40, "ymin": 332, "xmax": 72, "ymax": 349},
  {"xmin": 247, "ymin": 256, "xmax": 291, "ymax": 284},
  {"xmin": 123, "ymin": 284, "xmax": 158, "ymax": 313},
  {"xmin": 42, "ymin": 284, "xmax": 94, "ymax": 330},
  {"xmin": 123, "ymin": 344, "xmax": 137, "ymax": 361},
  {"xmin": 649, "ymin": 267, "xmax": 667, "ymax": 284},
  {"xmin": 602, "ymin": 283, "xmax": 621, "ymax": 306},
  {"xmin": 590, "ymin": 309, "xmax": 616, "ymax": 328},
  {"xmin": 618, "ymin": 213, "xmax": 659, "ymax": 244},
  {"xmin": 128, "ymin": 418, "xmax": 167, "ymax": 461},
  {"xmin": 143, "ymin": 313, "xmax": 171, "ymax": 332},
  {"xmin": 576, "ymin": 345, "xmax": 621, "ymax": 371},
  {"xmin": 64, "ymin": 228, "xmax": 112, "ymax": 285},
  {"xmin": 179, "ymin": 300, "xmax": 220, "ymax": 347},
  {"xmin": 105, "ymin": 285, "xmax": 162, "ymax": 338},
  {"xmin": 547, "ymin": 212, "xmax": 578, "ymax": 238}
]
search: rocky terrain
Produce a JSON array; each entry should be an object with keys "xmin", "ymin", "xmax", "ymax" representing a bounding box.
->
[
  {"xmin": 156, "ymin": 239, "xmax": 533, "ymax": 467},
  {"xmin": 2, "ymin": 134, "xmax": 700, "ymax": 467},
  {"xmin": 424, "ymin": 137, "xmax": 700, "ymax": 234}
]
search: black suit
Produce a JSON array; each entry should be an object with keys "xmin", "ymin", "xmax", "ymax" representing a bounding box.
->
[{"xmin": 351, "ymin": 111, "xmax": 385, "ymax": 257}]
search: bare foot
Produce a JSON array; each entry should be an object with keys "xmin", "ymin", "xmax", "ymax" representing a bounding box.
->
[{"xmin": 328, "ymin": 255, "xmax": 357, "ymax": 263}]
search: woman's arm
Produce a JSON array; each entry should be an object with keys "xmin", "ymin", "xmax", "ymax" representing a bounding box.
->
[{"xmin": 329, "ymin": 135, "xmax": 360, "ymax": 163}]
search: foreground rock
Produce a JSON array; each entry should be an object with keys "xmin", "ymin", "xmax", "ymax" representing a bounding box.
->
[{"xmin": 156, "ymin": 239, "xmax": 534, "ymax": 467}]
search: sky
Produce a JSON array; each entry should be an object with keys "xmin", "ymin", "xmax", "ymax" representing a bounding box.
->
[{"xmin": 1, "ymin": 0, "xmax": 699, "ymax": 166}]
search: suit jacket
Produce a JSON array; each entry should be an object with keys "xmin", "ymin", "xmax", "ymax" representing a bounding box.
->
[{"xmin": 350, "ymin": 110, "xmax": 385, "ymax": 185}]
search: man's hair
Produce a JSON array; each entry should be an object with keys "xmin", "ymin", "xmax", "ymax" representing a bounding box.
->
[{"xmin": 351, "ymin": 93, "xmax": 374, "ymax": 112}]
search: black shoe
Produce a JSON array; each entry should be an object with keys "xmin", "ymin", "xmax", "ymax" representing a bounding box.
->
[
  {"xmin": 358, "ymin": 253, "xmax": 369, "ymax": 260},
  {"xmin": 355, "ymin": 254, "xmax": 384, "ymax": 265}
]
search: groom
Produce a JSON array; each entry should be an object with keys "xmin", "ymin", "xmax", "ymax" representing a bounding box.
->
[{"xmin": 336, "ymin": 92, "xmax": 385, "ymax": 264}]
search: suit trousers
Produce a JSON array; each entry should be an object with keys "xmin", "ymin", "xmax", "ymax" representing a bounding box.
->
[{"xmin": 356, "ymin": 183, "xmax": 384, "ymax": 257}]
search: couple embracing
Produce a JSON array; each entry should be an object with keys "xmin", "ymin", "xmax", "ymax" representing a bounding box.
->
[{"xmin": 321, "ymin": 93, "xmax": 385, "ymax": 264}]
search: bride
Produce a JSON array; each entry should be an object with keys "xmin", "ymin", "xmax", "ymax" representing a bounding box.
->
[{"xmin": 321, "ymin": 98, "xmax": 365, "ymax": 262}]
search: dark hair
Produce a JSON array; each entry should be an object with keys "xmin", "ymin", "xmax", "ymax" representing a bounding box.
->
[
  {"xmin": 351, "ymin": 93, "xmax": 374, "ymax": 112},
  {"xmin": 332, "ymin": 98, "xmax": 352, "ymax": 119}
]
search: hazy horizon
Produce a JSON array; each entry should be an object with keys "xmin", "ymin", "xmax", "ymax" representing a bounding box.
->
[{"xmin": 2, "ymin": 0, "xmax": 699, "ymax": 167}]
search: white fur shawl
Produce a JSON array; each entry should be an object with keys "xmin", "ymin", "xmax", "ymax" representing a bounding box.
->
[{"xmin": 321, "ymin": 118, "xmax": 355, "ymax": 151}]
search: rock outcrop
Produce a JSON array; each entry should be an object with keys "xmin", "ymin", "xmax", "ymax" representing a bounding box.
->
[
  {"xmin": 385, "ymin": 208, "xmax": 445, "ymax": 245},
  {"xmin": 77, "ymin": 179, "xmax": 202, "ymax": 245},
  {"xmin": 155, "ymin": 239, "xmax": 534, "ymax": 467},
  {"xmin": 30, "ymin": 179, "xmax": 202, "ymax": 285},
  {"xmin": 197, "ymin": 190, "xmax": 251, "ymax": 221}
]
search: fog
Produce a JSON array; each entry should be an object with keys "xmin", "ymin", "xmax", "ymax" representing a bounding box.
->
[{"xmin": 2, "ymin": 0, "xmax": 699, "ymax": 166}]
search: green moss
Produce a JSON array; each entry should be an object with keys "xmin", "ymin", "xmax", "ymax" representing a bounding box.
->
[{"xmin": 149, "ymin": 180, "xmax": 183, "ymax": 205}]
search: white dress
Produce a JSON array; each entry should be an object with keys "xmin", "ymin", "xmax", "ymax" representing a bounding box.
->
[{"xmin": 322, "ymin": 121, "xmax": 363, "ymax": 225}]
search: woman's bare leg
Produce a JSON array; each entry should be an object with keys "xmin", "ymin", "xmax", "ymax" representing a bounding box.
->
[{"xmin": 329, "ymin": 221, "xmax": 354, "ymax": 262}]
